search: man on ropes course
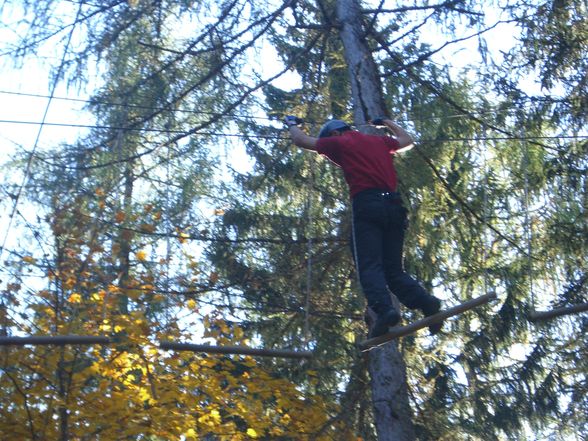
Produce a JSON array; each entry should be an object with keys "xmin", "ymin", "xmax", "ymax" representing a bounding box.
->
[{"xmin": 284, "ymin": 116, "xmax": 443, "ymax": 338}]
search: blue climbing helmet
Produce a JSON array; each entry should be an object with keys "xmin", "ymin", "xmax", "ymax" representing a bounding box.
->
[{"xmin": 318, "ymin": 119, "xmax": 351, "ymax": 138}]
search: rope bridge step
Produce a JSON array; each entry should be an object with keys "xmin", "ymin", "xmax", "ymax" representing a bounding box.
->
[
  {"xmin": 359, "ymin": 292, "xmax": 497, "ymax": 352},
  {"xmin": 159, "ymin": 341, "xmax": 313, "ymax": 359}
]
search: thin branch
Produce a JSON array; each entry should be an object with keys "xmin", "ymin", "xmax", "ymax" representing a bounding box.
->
[
  {"xmin": 412, "ymin": 145, "xmax": 532, "ymax": 256},
  {"xmin": 381, "ymin": 19, "xmax": 514, "ymax": 75},
  {"xmin": 159, "ymin": 341, "xmax": 313, "ymax": 359},
  {"xmin": 362, "ymin": 0, "xmax": 483, "ymax": 16},
  {"xmin": 528, "ymin": 303, "xmax": 588, "ymax": 322},
  {"xmin": 0, "ymin": 0, "xmax": 125, "ymax": 58},
  {"xmin": 368, "ymin": 28, "xmax": 563, "ymax": 152}
]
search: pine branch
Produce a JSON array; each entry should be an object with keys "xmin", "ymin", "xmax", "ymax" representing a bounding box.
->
[
  {"xmin": 412, "ymin": 145, "xmax": 531, "ymax": 256},
  {"xmin": 0, "ymin": 0, "xmax": 125, "ymax": 58},
  {"xmin": 38, "ymin": 6, "xmax": 320, "ymax": 175},
  {"xmin": 380, "ymin": 19, "xmax": 514, "ymax": 75},
  {"xmin": 368, "ymin": 26, "xmax": 561, "ymax": 154}
]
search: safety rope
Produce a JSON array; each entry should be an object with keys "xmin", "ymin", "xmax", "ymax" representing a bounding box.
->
[{"xmin": 303, "ymin": 156, "xmax": 314, "ymax": 349}]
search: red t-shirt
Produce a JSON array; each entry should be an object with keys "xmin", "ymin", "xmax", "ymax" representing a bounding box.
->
[{"xmin": 316, "ymin": 131, "xmax": 401, "ymax": 197}]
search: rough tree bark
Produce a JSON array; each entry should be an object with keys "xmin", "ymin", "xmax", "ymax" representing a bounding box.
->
[{"xmin": 335, "ymin": 0, "xmax": 417, "ymax": 440}]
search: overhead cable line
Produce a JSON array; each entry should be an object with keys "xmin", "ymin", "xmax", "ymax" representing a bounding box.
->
[
  {"xmin": 0, "ymin": 32, "xmax": 331, "ymax": 269},
  {"xmin": 0, "ymin": 89, "xmax": 577, "ymax": 125},
  {"xmin": 0, "ymin": 119, "xmax": 240, "ymax": 135},
  {"xmin": 38, "ymin": 7, "xmax": 323, "ymax": 174},
  {"xmin": 1, "ymin": 119, "xmax": 585, "ymax": 143},
  {"xmin": 91, "ymin": 221, "xmax": 347, "ymax": 245},
  {"xmin": 0, "ymin": 89, "xmax": 276, "ymax": 122},
  {"xmin": 2, "ymin": 5, "xmax": 287, "ymax": 177},
  {"xmin": 4, "ymin": 251, "xmax": 361, "ymax": 320}
]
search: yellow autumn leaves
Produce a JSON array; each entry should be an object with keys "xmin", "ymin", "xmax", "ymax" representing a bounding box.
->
[
  {"xmin": 2, "ymin": 308, "xmax": 339, "ymax": 439},
  {"xmin": 136, "ymin": 249, "xmax": 147, "ymax": 261},
  {"xmin": 5, "ymin": 228, "xmax": 343, "ymax": 440}
]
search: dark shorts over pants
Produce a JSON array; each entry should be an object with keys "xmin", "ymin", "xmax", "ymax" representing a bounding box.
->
[{"xmin": 351, "ymin": 189, "xmax": 431, "ymax": 314}]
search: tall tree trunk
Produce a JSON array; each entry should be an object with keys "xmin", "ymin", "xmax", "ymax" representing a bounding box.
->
[
  {"xmin": 335, "ymin": 1, "xmax": 417, "ymax": 439},
  {"xmin": 335, "ymin": 0, "xmax": 387, "ymax": 128},
  {"xmin": 57, "ymin": 352, "xmax": 69, "ymax": 441},
  {"xmin": 115, "ymin": 121, "xmax": 133, "ymax": 315},
  {"xmin": 118, "ymin": 157, "xmax": 134, "ymax": 314}
]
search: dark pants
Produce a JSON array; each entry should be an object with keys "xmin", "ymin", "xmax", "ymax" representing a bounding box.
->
[{"xmin": 351, "ymin": 189, "xmax": 431, "ymax": 314}]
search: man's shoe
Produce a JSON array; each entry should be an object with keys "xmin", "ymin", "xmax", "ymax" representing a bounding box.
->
[
  {"xmin": 421, "ymin": 296, "xmax": 443, "ymax": 335},
  {"xmin": 369, "ymin": 308, "xmax": 401, "ymax": 338}
]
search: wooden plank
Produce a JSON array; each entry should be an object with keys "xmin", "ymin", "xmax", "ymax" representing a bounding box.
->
[
  {"xmin": 358, "ymin": 292, "xmax": 497, "ymax": 352},
  {"xmin": 159, "ymin": 341, "xmax": 313, "ymax": 359},
  {"xmin": 528, "ymin": 302, "xmax": 588, "ymax": 322},
  {"xmin": 0, "ymin": 335, "xmax": 111, "ymax": 346}
]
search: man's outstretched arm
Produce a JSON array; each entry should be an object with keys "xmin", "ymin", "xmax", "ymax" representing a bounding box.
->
[
  {"xmin": 372, "ymin": 118, "xmax": 414, "ymax": 152},
  {"xmin": 284, "ymin": 116, "xmax": 318, "ymax": 151}
]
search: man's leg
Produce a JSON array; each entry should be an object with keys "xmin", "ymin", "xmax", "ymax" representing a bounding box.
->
[
  {"xmin": 351, "ymin": 198, "xmax": 400, "ymax": 337},
  {"xmin": 382, "ymin": 204, "xmax": 443, "ymax": 334}
]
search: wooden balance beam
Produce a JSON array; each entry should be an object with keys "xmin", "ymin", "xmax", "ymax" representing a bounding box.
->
[
  {"xmin": 159, "ymin": 341, "xmax": 313, "ymax": 359},
  {"xmin": 528, "ymin": 302, "xmax": 588, "ymax": 322},
  {"xmin": 358, "ymin": 292, "xmax": 497, "ymax": 352},
  {"xmin": 0, "ymin": 335, "xmax": 111, "ymax": 346}
]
